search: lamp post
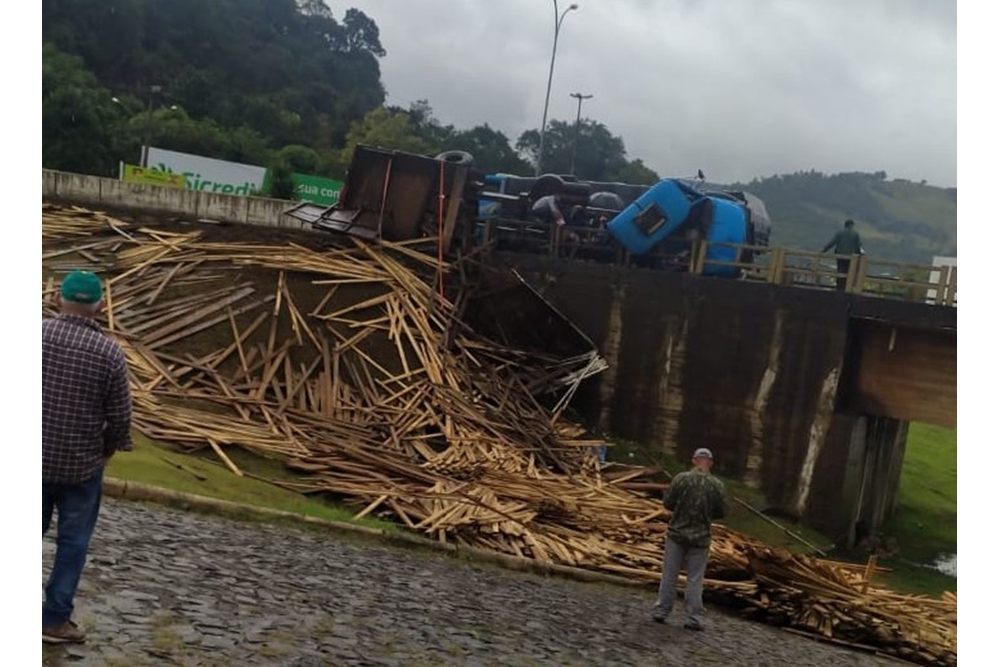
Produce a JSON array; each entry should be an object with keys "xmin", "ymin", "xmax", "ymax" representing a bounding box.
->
[
  {"xmin": 141, "ymin": 84, "xmax": 162, "ymax": 168},
  {"xmin": 569, "ymin": 92, "xmax": 593, "ymax": 176},
  {"xmin": 536, "ymin": 1, "xmax": 579, "ymax": 175}
]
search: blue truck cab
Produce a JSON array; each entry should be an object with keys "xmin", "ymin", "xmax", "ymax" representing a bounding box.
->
[
  {"xmin": 474, "ymin": 170, "xmax": 770, "ymax": 276},
  {"xmin": 606, "ymin": 178, "xmax": 764, "ymax": 277}
]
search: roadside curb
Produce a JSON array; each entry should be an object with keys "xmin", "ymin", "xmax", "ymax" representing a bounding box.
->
[{"xmin": 103, "ymin": 477, "xmax": 652, "ymax": 591}]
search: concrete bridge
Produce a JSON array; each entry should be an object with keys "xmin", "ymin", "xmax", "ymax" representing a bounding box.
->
[
  {"xmin": 42, "ymin": 167, "xmax": 957, "ymax": 547},
  {"xmin": 501, "ymin": 251, "xmax": 956, "ymax": 546}
]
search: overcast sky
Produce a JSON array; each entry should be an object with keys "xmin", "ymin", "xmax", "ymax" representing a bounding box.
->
[{"xmin": 343, "ymin": 0, "xmax": 956, "ymax": 187}]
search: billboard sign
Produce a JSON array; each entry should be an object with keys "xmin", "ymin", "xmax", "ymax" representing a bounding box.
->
[
  {"xmin": 141, "ymin": 146, "xmax": 342, "ymax": 205},
  {"xmin": 145, "ymin": 147, "xmax": 267, "ymax": 196},
  {"xmin": 291, "ymin": 173, "xmax": 343, "ymax": 206},
  {"xmin": 121, "ymin": 164, "xmax": 187, "ymax": 189}
]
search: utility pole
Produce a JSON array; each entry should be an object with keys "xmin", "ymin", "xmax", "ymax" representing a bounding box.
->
[
  {"xmin": 569, "ymin": 92, "xmax": 593, "ymax": 176},
  {"xmin": 536, "ymin": 1, "xmax": 579, "ymax": 176},
  {"xmin": 141, "ymin": 84, "xmax": 162, "ymax": 168}
]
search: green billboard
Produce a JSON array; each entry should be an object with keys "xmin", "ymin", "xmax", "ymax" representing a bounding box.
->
[{"xmin": 291, "ymin": 173, "xmax": 343, "ymax": 206}]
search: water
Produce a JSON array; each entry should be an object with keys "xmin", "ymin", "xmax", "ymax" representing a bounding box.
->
[{"xmin": 932, "ymin": 553, "xmax": 957, "ymax": 577}]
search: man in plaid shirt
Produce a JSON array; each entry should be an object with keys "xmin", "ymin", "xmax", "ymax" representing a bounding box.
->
[{"xmin": 43, "ymin": 270, "xmax": 132, "ymax": 644}]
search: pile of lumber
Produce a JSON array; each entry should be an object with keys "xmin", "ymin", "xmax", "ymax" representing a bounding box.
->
[
  {"xmin": 41, "ymin": 205, "xmax": 956, "ymax": 667},
  {"xmin": 41, "ymin": 202, "xmax": 133, "ymax": 242},
  {"xmin": 742, "ymin": 547, "xmax": 957, "ymax": 667}
]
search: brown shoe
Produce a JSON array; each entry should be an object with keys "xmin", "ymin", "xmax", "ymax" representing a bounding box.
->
[{"xmin": 42, "ymin": 620, "xmax": 86, "ymax": 644}]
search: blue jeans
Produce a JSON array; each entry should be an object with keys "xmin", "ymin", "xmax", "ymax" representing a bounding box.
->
[
  {"xmin": 43, "ymin": 471, "xmax": 104, "ymax": 627},
  {"xmin": 653, "ymin": 535, "xmax": 709, "ymax": 624}
]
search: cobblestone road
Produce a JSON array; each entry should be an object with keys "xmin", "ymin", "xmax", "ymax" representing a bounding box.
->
[{"xmin": 42, "ymin": 498, "xmax": 898, "ymax": 666}]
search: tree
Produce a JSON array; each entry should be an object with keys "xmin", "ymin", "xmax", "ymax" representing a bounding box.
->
[
  {"xmin": 278, "ymin": 144, "xmax": 321, "ymax": 173},
  {"xmin": 614, "ymin": 159, "xmax": 660, "ymax": 185},
  {"xmin": 126, "ymin": 105, "xmax": 270, "ymax": 167},
  {"xmin": 341, "ymin": 8, "xmax": 386, "ymax": 57},
  {"xmin": 403, "ymin": 99, "xmax": 456, "ymax": 153},
  {"xmin": 43, "ymin": 43, "xmax": 129, "ymax": 177},
  {"xmin": 297, "ymin": 0, "xmax": 333, "ymax": 19},
  {"xmin": 339, "ymin": 107, "xmax": 435, "ymax": 168},
  {"xmin": 265, "ymin": 160, "xmax": 297, "ymax": 200},
  {"xmin": 42, "ymin": 0, "xmax": 387, "ymax": 152},
  {"xmin": 42, "ymin": 0, "xmax": 147, "ymax": 87},
  {"xmin": 393, "ymin": 101, "xmax": 532, "ymax": 175},
  {"xmin": 448, "ymin": 124, "xmax": 533, "ymax": 175},
  {"xmin": 517, "ymin": 119, "xmax": 629, "ymax": 181}
]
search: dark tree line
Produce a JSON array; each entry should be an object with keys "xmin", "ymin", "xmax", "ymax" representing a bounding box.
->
[
  {"xmin": 42, "ymin": 2, "xmax": 954, "ymax": 263},
  {"xmin": 42, "ymin": 0, "xmax": 658, "ymax": 185},
  {"xmin": 43, "ymin": 0, "xmax": 386, "ymax": 178},
  {"xmin": 43, "ymin": 0, "xmax": 386, "ymax": 148}
]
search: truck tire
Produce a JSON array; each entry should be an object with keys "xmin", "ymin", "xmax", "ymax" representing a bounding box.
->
[
  {"xmin": 529, "ymin": 174, "xmax": 566, "ymax": 200},
  {"xmin": 435, "ymin": 150, "xmax": 475, "ymax": 167}
]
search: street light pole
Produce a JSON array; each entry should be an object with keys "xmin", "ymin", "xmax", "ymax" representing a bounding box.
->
[
  {"xmin": 569, "ymin": 92, "xmax": 593, "ymax": 176},
  {"xmin": 141, "ymin": 84, "xmax": 162, "ymax": 168},
  {"xmin": 536, "ymin": 1, "xmax": 579, "ymax": 176}
]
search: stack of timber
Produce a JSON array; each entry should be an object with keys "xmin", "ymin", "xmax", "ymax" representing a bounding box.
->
[{"xmin": 41, "ymin": 205, "xmax": 956, "ymax": 667}]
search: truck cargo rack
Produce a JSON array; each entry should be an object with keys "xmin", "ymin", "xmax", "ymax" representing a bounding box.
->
[{"xmin": 283, "ymin": 201, "xmax": 379, "ymax": 241}]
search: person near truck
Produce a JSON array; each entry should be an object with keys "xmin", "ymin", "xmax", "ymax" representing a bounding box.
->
[
  {"xmin": 570, "ymin": 191, "xmax": 624, "ymax": 244},
  {"xmin": 652, "ymin": 447, "xmax": 727, "ymax": 631},
  {"xmin": 822, "ymin": 219, "xmax": 864, "ymax": 290},
  {"xmin": 529, "ymin": 194, "xmax": 566, "ymax": 227},
  {"xmin": 43, "ymin": 270, "xmax": 133, "ymax": 644},
  {"xmin": 531, "ymin": 193, "xmax": 586, "ymax": 257}
]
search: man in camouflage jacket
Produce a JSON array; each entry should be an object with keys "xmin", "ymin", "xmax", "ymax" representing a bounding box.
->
[{"xmin": 652, "ymin": 447, "xmax": 727, "ymax": 630}]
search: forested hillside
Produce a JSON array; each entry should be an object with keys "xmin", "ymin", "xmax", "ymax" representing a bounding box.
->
[
  {"xmin": 42, "ymin": 0, "xmax": 956, "ymax": 263},
  {"xmin": 734, "ymin": 171, "xmax": 957, "ymax": 263},
  {"xmin": 43, "ymin": 0, "xmax": 387, "ymax": 178}
]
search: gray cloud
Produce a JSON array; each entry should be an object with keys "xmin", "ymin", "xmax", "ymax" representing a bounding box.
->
[{"xmin": 349, "ymin": 0, "xmax": 955, "ymax": 186}]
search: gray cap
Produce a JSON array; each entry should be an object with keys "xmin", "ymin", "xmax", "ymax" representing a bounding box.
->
[{"xmin": 692, "ymin": 447, "xmax": 714, "ymax": 460}]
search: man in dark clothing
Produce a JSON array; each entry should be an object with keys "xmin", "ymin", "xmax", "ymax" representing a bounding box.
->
[
  {"xmin": 822, "ymin": 219, "xmax": 864, "ymax": 290},
  {"xmin": 652, "ymin": 447, "xmax": 727, "ymax": 630},
  {"xmin": 43, "ymin": 270, "xmax": 133, "ymax": 644}
]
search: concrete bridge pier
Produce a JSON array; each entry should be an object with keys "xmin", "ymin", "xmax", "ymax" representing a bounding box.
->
[
  {"xmin": 827, "ymin": 414, "xmax": 909, "ymax": 548},
  {"xmin": 502, "ymin": 254, "xmax": 955, "ymax": 546}
]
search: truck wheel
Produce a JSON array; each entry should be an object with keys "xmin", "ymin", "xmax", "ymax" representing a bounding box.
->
[
  {"xmin": 435, "ymin": 150, "xmax": 475, "ymax": 166},
  {"xmin": 529, "ymin": 174, "xmax": 566, "ymax": 199}
]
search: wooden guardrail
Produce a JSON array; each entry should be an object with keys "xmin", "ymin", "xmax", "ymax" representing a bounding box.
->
[
  {"xmin": 692, "ymin": 242, "xmax": 957, "ymax": 306},
  {"xmin": 469, "ymin": 218, "xmax": 957, "ymax": 307}
]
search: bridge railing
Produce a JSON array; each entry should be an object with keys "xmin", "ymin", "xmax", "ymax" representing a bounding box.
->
[
  {"xmin": 470, "ymin": 218, "xmax": 957, "ymax": 306},
  {"xmin": 688, "ymin": 241, "xmax": 957, "ymax": 305}
]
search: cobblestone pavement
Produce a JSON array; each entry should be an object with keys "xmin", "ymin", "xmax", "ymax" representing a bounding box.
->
[{"xmin": 42, "ymin": 498, "xmax": 899, "ymax": 666}]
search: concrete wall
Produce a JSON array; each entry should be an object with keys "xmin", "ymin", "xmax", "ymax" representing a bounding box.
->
[
  {"xmin": 499, "ymin": 253, "xmax": 949, "ymax": 543},
  {"xmin": 834, "ymin": 415, "xmax": 908, "ymax": 545},
  {"xmin": 845, "ymin": 320, "xmax": 956, "ymax": 427},
  {"xmin": 41, "ymin": 170, "xmax": 949, "ymax": 544},
  {"xmin": 43, "ymin": 169, "xmax": 304, "ymax": 230}
]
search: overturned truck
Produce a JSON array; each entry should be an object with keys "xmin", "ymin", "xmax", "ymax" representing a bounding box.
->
[{"xmin": 285, "ymin": 145, "xmax": 771, "ymax": 276}]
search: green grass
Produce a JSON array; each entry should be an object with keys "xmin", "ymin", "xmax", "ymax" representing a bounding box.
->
[
  {"xmin": 715, "ymin": 479, "xmax": 834, "ymax": 554},
  {"xmin": 605, "ymin": 428, "xmax": 957, "ymax": 596},
  {"xmin": 602, "ymin": 436, "xmax": 833, "ymax": 555},
  {"xmin": 112, "ymin": 423, "xmax": 956, "ymax": 597},
  {"xmin": 868, "ymin": 423, "xmax": 957, "ymax": 595},
  {"xmin": 106, "ymin": 433, "xmax": 397, "ymax": 532}
]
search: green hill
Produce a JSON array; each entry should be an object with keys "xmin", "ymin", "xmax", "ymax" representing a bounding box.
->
[{"xmin": 730, "ymin": 171, "xmax": 956, "ymax": 264}]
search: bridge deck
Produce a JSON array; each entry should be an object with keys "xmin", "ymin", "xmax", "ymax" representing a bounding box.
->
[{"xmin": 468, "ymin": 218, "xmax": 957, "ymax": 307}]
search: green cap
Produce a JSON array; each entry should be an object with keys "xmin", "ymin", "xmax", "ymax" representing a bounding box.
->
[{"xmin": 60, "ymin": 270, "xmax": 104, "ymax": 304}]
